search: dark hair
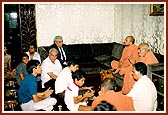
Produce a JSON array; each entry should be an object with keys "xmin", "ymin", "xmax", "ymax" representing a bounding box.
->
[
  {"xmin": 101, "ymin": 78, "xmax": 116, "ymax": 90},
  {"xmin": 27, "ymin": 60, "xmax": 40, "ymax": 74},
  {"xmin": 67, "ymin": 59, "xmax": 79, "ymax": 67},
  {"xmin": 129, "ymin": 36, "xmax": 135, "ymax": 44},
  {"xmin": 72, "ymin": 70, "xmax": 86, "ymax": 81},
  {"xmin": 134, "ymin": 62, "xmax": 147, "ymax": 75},
  {"xmin": 20, "ymin": 53, "xmax": 29, "ymax": 62},
  {"xmin": 94, "ymin": 101, "xmax": 116, "ymax": 111},
  {"xmin": 28, "ymin": 43, "xmax": 37, "ymax": 49}
]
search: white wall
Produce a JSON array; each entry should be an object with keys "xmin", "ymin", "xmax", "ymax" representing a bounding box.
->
[
  {"xmin": 36, "ymin": 3, "xmax": 165, "ymax": 54},
  {"xmin": 36, "ymin": 3, "xmax": 115, "ymax": 46},
  {"xmin": 114, "ymin": 4, "xmax": 165, "ymax": 55}
]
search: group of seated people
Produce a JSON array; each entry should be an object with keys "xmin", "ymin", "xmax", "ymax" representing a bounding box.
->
[{"xmin": 4, "ymin": 35, "xmax": 159, "ymax": 111}]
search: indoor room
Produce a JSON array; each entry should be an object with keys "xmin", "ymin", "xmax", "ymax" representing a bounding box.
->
[{"xmin": 2, "ymin": 2, "xmax": 165, "ymax": 112}]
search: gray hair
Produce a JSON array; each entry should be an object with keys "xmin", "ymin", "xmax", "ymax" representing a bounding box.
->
[
  {"xmin": 49, "ymin": 48, "xmax": 58, "ymax": 54},
  {"xmin": 139, "ymin": 43, "xmax": 150, "ymax": 51},
  {"xmin": 53, "ymin": 35, "xmax": 63, "ymax": 42}
]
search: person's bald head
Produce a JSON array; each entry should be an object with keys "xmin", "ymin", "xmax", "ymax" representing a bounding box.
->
[{"xmin": 124, "ymin": 36, "xmax": 135, "ymax": 46}]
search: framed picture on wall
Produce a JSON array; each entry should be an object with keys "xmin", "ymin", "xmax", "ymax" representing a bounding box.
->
[{"xmin": 149, "ymin": 4, "xmax": 164, "ymax": 16}]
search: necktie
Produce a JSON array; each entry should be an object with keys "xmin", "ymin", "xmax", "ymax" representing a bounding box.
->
[{"xmin": 60, "ymin": 47, "xmax": 65, "ymax": 61}]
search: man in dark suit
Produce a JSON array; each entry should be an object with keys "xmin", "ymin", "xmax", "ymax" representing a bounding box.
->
[{"xmin": 49, "ymin": 35, "xmax": 69, "ymax": 68}]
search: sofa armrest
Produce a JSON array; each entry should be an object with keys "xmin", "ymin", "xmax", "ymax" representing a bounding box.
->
[{"xmin": 147, "ymin": 63, "xmax": 164, "ymax": 80}]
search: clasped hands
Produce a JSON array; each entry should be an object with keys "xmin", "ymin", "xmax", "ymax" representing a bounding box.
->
[
  {"xmin": 83, "ymin": 90, "xmax": 95, "ymax": 98},
  {"xmin": 82, "ymin": 87, "xmax": 95, "ymax": 98}
]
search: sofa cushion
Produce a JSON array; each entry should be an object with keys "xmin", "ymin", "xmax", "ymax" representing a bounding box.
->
[
  {"xmin": 68, "ymin": 44, "xmax": 93, "ymax": 59},
  {"xmin": 91, "ymin": 43, "xmax": 113, "ymax": 57},
  {"xmin": 111, "ymin": 42, "xmax": 124, "ymax": 59},
  {"xmin": 94, "ymin": 42, "xmax": 124, "ymax": 69},
  {"xmin": 68, "ymin": 44, "xmax": 101, "ymax": 74},
  {"xmin": 94, "ymin": 55, "xmax": 113, "ymax": 63}
]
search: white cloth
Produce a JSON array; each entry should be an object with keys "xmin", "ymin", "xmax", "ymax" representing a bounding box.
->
[
  {"xmin": 21, "ymin": 97, "xmax": 57, "ymax": 111},
  {"xmin": 64, "ymin": 82, "xmax": 87, "ymax": 111},
  {"xmin": 127, "ymin": 75, "xmax": 157, "ymax": 111},
  {"xmin": 55, "ymin": 67, "xmax": 73, "ymax": 94},
  {"xmin": 41, "ymin": 57, "xmax": 62, "ymax": 88},
  {"xmin": 25, "ymin": 52, "xmax": 41, "ymax": 63},
  {"xmin": 58, "ymin": 47, "xmax": 66, "ymax": 61}
]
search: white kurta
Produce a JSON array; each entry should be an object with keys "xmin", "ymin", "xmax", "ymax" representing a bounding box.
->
[
  {"xmin": 25, "ymin": 51, "xmax": 41, "ymax": 63},
  {"xmin": 55, "ymin": 67, "xmax": 73, "ymax": 94},
  {"xmin": 127, "ymin": 75, "xmax": 157, "ymax": 111},
  {"xmin": 64, "ymin": 82, "xmax": 87, "ymax": 111},
  {"xmin": 41, "ymin": 57, "xmax": 62, "ymax": 88}
]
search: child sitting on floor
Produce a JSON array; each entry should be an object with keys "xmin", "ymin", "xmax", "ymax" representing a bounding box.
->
[{"xmin": 64, "ymin": 70, "xmax": 95, "ymax": 111}]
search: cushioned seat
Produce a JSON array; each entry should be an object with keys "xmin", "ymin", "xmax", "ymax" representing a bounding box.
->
[
  {"xmin": 38, "ymin": 42, "xmax": 164, "ymax": 90},
  {"xmin": 38, "ymin": 47, "xmax": 49, "ymax": 62}
]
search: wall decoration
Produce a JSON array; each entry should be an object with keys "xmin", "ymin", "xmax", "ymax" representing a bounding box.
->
[{"xmin": 149, "ymin": 4, "xmax": 164, "ymax": 16}]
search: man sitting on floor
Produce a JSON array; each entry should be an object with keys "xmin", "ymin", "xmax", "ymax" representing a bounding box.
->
[
  {"xmin": 127, "ymin": 62, "xmax": 157, "ymax": 111},
  {"xmin": 18, "ymin": 60, "xmax": 57, "ymax": 111},
  {"xmin": 91, "ymin": 78, "xmax": 135, "ymax": 111}
]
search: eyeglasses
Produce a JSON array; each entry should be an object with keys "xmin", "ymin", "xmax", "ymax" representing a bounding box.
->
[{"xmin": 57, "ymin": 41, "xmax": 63, "ymax": 43}]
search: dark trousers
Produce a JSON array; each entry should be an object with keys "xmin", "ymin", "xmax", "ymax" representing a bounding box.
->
[
  {"xmin": 44, "ymin": 79, "xmax": 55, "ymax": 90},
  {"xmin": 54, "ymin": 91, "xmax": 69, "ymax": 111},
  {"xmin": 44, "ymin": 79, "xmax": 56, "ymax": 97}
]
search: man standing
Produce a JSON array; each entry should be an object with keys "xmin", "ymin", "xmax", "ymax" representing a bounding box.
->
[{"xmin": 49, "ymin": 35, "xmax": 69, "ymax": 68}]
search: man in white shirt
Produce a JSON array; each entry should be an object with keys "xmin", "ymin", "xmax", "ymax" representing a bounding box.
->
[
  {"xmin": 54, "ymin": 60, "xmax": 79, "ymax": 110},
  {"xmin": 127, "ymin": 62, "xmax": 157, "ymax": 111},
  {"xmin": 55, "ymin": 60, "xmax": 79, "ymax": 94},
  {"xmin": 41, "ymin": 48, "xmax": 62, "ymax": 91},
  {"xmin": 26, "ymin": 43, "xmax": 41, "ymax": 63}
]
